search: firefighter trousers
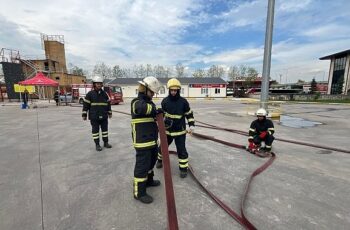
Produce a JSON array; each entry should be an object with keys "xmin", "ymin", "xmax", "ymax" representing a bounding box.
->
[
  {"xmin": 253, "ymin": 134, "xmax": 274, "ymax": 151},
  {"xmin": 133, "ymin": 146, "xmax": 158, "ymax": 198},
  {"xmin": 90, "ymin": 119, "xmax": 108, "ymax": 145},
  {"xmin": 157, "ymin": 134, "xmax": 189, "ymax": 171}
]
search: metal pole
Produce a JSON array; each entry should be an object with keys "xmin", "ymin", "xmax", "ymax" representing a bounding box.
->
[{"xmin": 260, "ymin": 0, "xmax": 275, "ymax": 110}]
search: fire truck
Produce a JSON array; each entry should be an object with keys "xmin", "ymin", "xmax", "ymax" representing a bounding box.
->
[{"xmin": 72, "ymin": 84, "xmax": 123, "ymax": 105}]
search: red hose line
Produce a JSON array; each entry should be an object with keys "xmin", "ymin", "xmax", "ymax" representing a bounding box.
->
[
  {"xmin": 156, "ymin": 114, "xmax": 179, "ymax": 230},
  {"xmin": 196, "ymin": 121, "xmax": 350, "ymax": 154}
]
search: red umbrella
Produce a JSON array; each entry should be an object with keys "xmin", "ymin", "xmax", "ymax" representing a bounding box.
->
[{"xmin": 19, "ymin": 72, "xmax": 59, "ymax": 86}]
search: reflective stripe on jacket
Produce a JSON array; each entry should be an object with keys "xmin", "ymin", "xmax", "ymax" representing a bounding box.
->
[
  {"xmin": 248, "ymin": 118, "xmax": 274, "ymax": 139},
  {"xmin": 161, "ymin": 96, "xmax": 194, "ymax": 137},
  {"xmin": 131, "ymin": 93, "xmax": 158, "ymax": 150},
  {"xmin": 82, "ymin": 89, "xmax": 112, "ymax": 120}
]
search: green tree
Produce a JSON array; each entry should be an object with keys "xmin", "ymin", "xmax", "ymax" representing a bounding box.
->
[
  {"xmin": 192, "ymin": 69, "xmax": 205, "ymax": 78},
  {"xmin": 175, "ymin": 63, "xmax": 185, "ymax": 78},
  {"xmin": 207, "ymin": 65, "xmax": 224, "ymax": 78},
  {"xmin": 112, "ymin": 65, "xmax": 126, "ymax": 78},
  {"xmin": 247, "ymin": 67, "xmax": 258, "ymax": 79},
  {"xmin": 71, "ymin": 66, "xmax": 84, "ymax": 76},
  {"xmin": 93, "ymin": 62, "xmax": 112, "ymax": 79},
  {"xmin": 228, "ymin": 65, "xmax": 240, "ymax": 81},
  {"xmin": 133, "ymin": 64, "xmax": 146, "ymax": 78},
  {"xmin": 239, "ymin": 65, "xmax": 248, "ymax": 78},
  {"xmin": 146, "ymin": 64, "xmax": 153, "ymax": 76}
]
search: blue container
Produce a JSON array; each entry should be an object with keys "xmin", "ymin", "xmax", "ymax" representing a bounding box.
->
[{"xmin": 21, "ymin": 103, "xmax": 27, "ymax": 109}]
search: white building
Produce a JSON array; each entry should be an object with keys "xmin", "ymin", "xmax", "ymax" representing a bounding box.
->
[
  {"xmin": 107, "ymin": 77, "xmax": 228, "ymax": 98},
  {"xmin": 320, "ymin": 49, "xmax": 350, "ymax": 95}
]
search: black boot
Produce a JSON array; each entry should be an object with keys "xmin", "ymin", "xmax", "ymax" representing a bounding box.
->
[
  {"xmin": 180, "ymin": 169, "xmax": 188, "ymax": 178},
  {"xmin": 104, "ymin": 142, "xmax": 112, "ymax": 148},
  {"xmin": 134, "ymin": 194, "xmax": 153, "ymax": 204},
  {"xmin": 146, "ymin": 172, "xmax": 161, "ymax": 187},
  {"xmin": 96, "ymin": 144, "xmax": 102, "ymax": 151},
  {"xmin": 134, "ymin": 180, "xmax": 153, "ymax": 204},
  {"xmin": 156, "ymin": 160, "xmax": 163, "ymax": 169}
]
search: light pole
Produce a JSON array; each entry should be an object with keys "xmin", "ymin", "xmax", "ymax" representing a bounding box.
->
[{"xmin": 260, "ymin": 0, "xmax": 275, "ymax": 110}]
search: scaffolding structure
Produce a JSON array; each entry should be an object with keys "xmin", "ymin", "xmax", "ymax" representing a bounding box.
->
[{"xmin": 41, "ymin": 33, "xmax": 65, "ymax": 49}]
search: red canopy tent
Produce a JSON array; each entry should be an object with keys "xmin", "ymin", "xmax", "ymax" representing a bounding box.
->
[
  {"xmin": 19, "ymin": 72, "xmax": 59, "ymax": 100},
  {"xmin": 19, "ymin": 72, "xmax": 59, "ymax": 86}
]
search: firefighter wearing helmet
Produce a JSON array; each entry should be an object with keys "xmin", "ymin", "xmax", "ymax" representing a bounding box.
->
[
  {"xmin": 82, "ymin": 75, "xmax": 112, "ymax": 151},
  {"xmin": 131, "ymin": 76, "xmax": 163, "ymax": 204},
  {"xmin": 156, "ymin": 78, "xmax": 195, "ymax": 179},
  {"xmin": 248, "ymin": 108, "xmax": 275, "ymax": 152}
]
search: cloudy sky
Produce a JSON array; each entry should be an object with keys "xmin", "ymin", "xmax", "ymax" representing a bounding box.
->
[{"xmin": 1, "ymin": 0, "xmax": 349, "ymax": 82}]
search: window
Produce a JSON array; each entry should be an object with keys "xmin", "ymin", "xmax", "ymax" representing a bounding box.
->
[
  {"xmin": 44, "ymin": 62, "xmax": 49, "ymax": 71},
  {"xmin": 159, "ymin": 86, "xmax": 165, "ymax": 94},
  {"xmin": 181, "ymin": 88, "xmax": 184, "ymax": 94},
  {"xmin": 215, "ymin": 88, "xmax": 220, "ymax": 94},
  {"xmin": 201, "ymin": 88, "xmax": 208, "ymax": 94},
  {"xmin": 334, "ymin": 57, "xmax": 346, "ymax": 71},
  {"xmin": 112, "ymin": 86, "xmax": 122, "ymax": 93}
]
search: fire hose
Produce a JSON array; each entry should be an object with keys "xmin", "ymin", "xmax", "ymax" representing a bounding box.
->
[
  {"xmin": 195, "ymin": 120, "xmax": 350, "ymax": 154},
  {"xmin": 72, "ymin": 105, "xmax": 347, "ymax": 228},
  {"xmin": 111, "ymin": 109, "xmax": 275, "ymax": 229}
]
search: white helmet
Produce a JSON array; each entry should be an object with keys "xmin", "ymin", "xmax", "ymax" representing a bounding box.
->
[
  {"xmin": 92, "ymin": 75, "xmax": 103, "ymax": 83},
  {"xmin": 256, "ymin": 108, "xmax": 267, "ymax": 116},
  {"xmin": 138, "ymin": 76, "xmax": 162, "ymax": 93}
]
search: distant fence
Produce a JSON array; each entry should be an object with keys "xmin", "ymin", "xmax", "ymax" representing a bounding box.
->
[{"xmin": 249, "ymin": 94, "xmax": 350, "ymax": 101}]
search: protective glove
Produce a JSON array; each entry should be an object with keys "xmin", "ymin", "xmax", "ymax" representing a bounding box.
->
[
  {"xmin": 248, "ymin": 141, "xmax": 255, "ymax": 150},
  {"xmin": 187, "ymin": 126, "xmax": 195, "ymax": 135},
  {"xmin": 156, "ymin": 108, "xmax": 164, "ymax": 114},
  {"xmin": 259, "ymin": 131, "xmax": 267, "ymax": 139},
  {"xmin": 82, "ymin": 116, "xmax": 87, "ymax": 121}
]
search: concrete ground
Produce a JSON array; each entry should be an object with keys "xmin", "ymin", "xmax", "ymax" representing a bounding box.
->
[{"xmin": 0, "ymin": 99, "xmax": 349, "ymax": 230}]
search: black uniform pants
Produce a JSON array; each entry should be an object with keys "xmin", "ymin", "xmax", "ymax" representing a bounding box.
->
[
  {"xmin": 90, "ymin": 119, "xmax": 108, "ymax": 145},
  {"xmin": 158, "ymin": 134, "xmax": 189, "ymax": 171},
  {"xmin": 253, "ymin": 134, "xmax": 274, "ymax": 151},
  {"xmin": 133, "ymin": 146, "xmax": 158, "ymax": 197}
]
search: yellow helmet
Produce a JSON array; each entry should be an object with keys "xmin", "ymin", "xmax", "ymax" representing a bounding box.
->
[{"xmin": 167, "ymin": 78, "xmax": 181, "ymax": 89}]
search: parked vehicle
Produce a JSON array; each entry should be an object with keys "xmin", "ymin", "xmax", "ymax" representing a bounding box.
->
[
  {"xmin": 71, "ymin": 84, "xmax": 123, "ymax": 105},
  {"xmin": 59, "ymin": 93, "xmax": 73, "ymax": 103},
  {"xmin": 226, "ymin": 88, "xmax": 233, "ymax": 97}
]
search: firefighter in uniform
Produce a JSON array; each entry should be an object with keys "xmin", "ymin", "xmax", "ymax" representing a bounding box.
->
[
  {"xmin": 131, "ymin": 76, "xmax": 163, "ymax": 204},
  {"xmin": 82, "ymin": 75, "xmax": 112, "ymax": 151},
  {"xmin": 156, "ymin": 78, "xmax": 195, "ymax": 178},
  {"xmin": 248, "ymin": 108, "xmax": 275, "ymax": 152}
]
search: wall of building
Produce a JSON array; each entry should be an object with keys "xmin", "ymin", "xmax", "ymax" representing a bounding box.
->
[
  {"xmin": 1, "ymin": 62, "xmax": 25, "ymax": 99},
  {"xmin": 326, "ymin": 58, "xmax": 334, "ymax": 95},
  {"xmin": 48, "ymin": 72, "xmax": 85, "ymax": 86},
  {"xmin": 120, "ymin": 83, "xmax": 227, "ymax": 98},
  {"xmin": 327, "ymin": 55, "xmax": 350, "ymax": 95},
  {"xmin": 44, "ymin": 41, "xmax": 67, "ymax": 72},
  {"xmin": 344, "ymin": 54, "xmax": 350, "ymax": 94}
]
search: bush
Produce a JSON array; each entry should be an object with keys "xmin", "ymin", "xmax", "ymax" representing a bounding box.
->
[{"xmin": 313, "ymin": 92, "xmax": 321, "ymax": 101}]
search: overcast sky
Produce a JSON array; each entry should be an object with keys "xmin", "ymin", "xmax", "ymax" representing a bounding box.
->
[{"xmin": 1, "ymin": 0, "xmax": 349, "ymax": 82}]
